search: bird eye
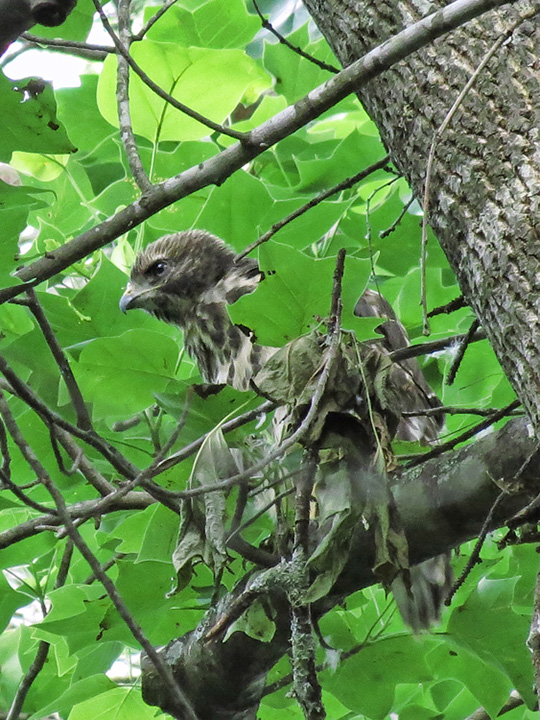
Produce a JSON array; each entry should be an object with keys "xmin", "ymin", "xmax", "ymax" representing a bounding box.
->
[{"xmin": 147, "ymin": 260, "xmax": 168, "ymax": 279}]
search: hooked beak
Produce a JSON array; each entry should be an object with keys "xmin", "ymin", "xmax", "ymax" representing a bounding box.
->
[{"xmin": 119, "ymin": 283, "xmax": 139, "ymax": 313}]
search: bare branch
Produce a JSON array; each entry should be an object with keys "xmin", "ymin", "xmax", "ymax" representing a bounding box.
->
[
  {"xmin": 252, "ymin": 0, "xmax": 339, "ymax": 74},
  {"xmin": 116, "ymin": 0, "xmax": 152, "ymax": 193},
  {"xmin": 237, "ymin": 156, "xmax": 391, "ymax": 260},
  {"xmin": 427, "ymin": 295, "xmax": 466, "ymax": 317},
  {"xmin": 0, "ymin": 493, "xmax": 153, "ymax": 550},
  {"xmin": 406, "ymin": 399, "xmax": 520, "ymax": 468},
  {"xmin": 446, "ymin": 318, "xmax": 480, "ymax": 385},
  {"xmin": 290, "ymin": 451, "xmax": 324, "ymax": 719},
  {"xmin": 132, "ymin": 0, "xmax": 179, "ymax": 42},
  {"xmin": 389, "ymin": 328, "xmax": 486, "ymax": 362},
  {"xmin": 21, "ymin": 32, "xmax": 113, "ymax": 59},
  {"xmin": 26, "ymin": 289, "xmax": 92, "ymax": 431},
  {"xmin": 402, "ymin": 404, "xmax": 523, "ymax": 418}
]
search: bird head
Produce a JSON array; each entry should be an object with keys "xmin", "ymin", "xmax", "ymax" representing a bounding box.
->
[{"xmin": 119, "ymin": 230, "xmax": 261, "ymax": 327}]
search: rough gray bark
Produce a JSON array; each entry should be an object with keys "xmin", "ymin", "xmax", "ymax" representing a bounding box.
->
[
  {"xmin": 303, "ymin": 0, "xmax": 540, "ymax": 433},
  {"xmin": 142, "ymin": 417, "xmax": 535, "ymax": 720}
]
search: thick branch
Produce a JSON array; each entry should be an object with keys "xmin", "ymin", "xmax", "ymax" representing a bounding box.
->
[
  {"xmin": 141, "ymin": 417, "xmax": 535, "ymax": 719},
  {"xmin": 0, "ymin": 0, "xmax": 518, "ymax": 304}
]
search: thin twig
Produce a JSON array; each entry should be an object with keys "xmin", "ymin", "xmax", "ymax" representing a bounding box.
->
[
  {"xmin": 252, "ymin": 0, "xmax": 339, "ymax": 74},
  {"xmin": 379, "ymin": 196, "xmax": 414, "ymax": 238},
  {"xmin": 427, "ymin": 295, "xmax": 466, "ymax": 318},
  {"xmin": 116, "ymin": 0, "xmax": 152, "ymax": 193},
  {"xmin": 406, "ymin": 400, "xmax": 520, "ymax": 468},
  {"xmin": 420, "ymin": 9, "xmax": 537, "ymax": 333},
  {"xmin": 132, "ymin": 0, "xmax": 179, "ymax": 41},
  {"xmin": 21, "ymin": 32, "xmax": 114, "ymax": 58},
  {"xmin": 0, "ymin": 493, "xmax": 154, "ymax": 550},
  {"xmin": 445, "ymin": 489, "xmax": 506, "ymax": 605},
  {"xmin": 388, "ymin": 328, "xmax": 486, "ymax": 363},
  {"xmin": 446, "ymin": 318, "xmax": 480, "ymax": 385},
  {"xmin": 152, "ymin": 399, "xmax": 275, "ymax": 475},
  {"xmin": 0, "ymin": 416, "xmax": 10, "ymax": 478},
  {"xmin": 226, "ymin": 486, "xmax": 294, "ymax": 545},
  {"xmin": 54, "ymin": 429, "xmax": 116, "ymax": 495},
  {"xmin": 237, "ymin": 156, "xmax": 391, "ymax": 260},
  {"xmin": 0, "ymin": 471, "xmax": 56, "ymax": 514},
  {"xmin": 26, "ymin": 289, "xmax": 92, "ymax": 431},
  {"xmin": 92, "ymin": 0, "xmax": 247, "ymax": 141},
  {"xmin": 402, "ymin": 404, "xmax": 523, "ymax": 418},
  {"xmin": 505, "ymin": 445, "xmax": 540, "ymax": 529}
]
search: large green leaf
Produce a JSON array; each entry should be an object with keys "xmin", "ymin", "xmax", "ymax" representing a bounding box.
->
[
  {"xmin": 230, "ymin": 242, "xmax": 374, "ymax": 346},
  {"xmin": 97, "ymin": 42, "xmax": 271, "ymax": 142},
  {"xmin": 0, "ymin": 74, "xmax": 76, "ymax": 160},
  {"xmin": 75, "ymin": 329, "xmax": 183, "ymax": 418},
  {"xmin": 448, "ymin": 577, "xmax": 535, "ymax": 708},
  {"xmin": 146, "ymin": 0, "xmax": 260, "ymax": 49},
  {"xmin": 322, "ymin": 635, "xmax": 433, "ymax": 718},
  {"xmin": 68, "ymin": 686, "xmax": 159, "ymax": 720}
]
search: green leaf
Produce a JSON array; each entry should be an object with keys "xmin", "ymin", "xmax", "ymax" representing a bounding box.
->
[
  {"xmin": 226, "ymin": 598, "xmax": 276, "ymax": 642},
  {"xmin": 56, "ymin": 75, "xmax": 117, "ymax": 156},
  {"xmin": 447, "ymin": 577, "xmax": 535, "ymax": 708},
  {"xmin": 68, "ymin": 686, "xmax": 159, "ymax": 720},
  {"xmin": 263, "ymin": 24, "xmax": 338, "ymax": 104},
  {"xmin": 146, "ymin": 0, "xmax": 260, "ymax": 49},
  {"xmin": 230, "ymin": 243, "xmax": 373, "ymax": 346},
  {"xmin": 0, "ymin": 74, "xmax": 76, "ymax": 160},
  {"xmin": 322, "ymin": 635, "xmax": 433, "ymax": 718},
  {"xmin": 427, "ymin": 641, "xmax": 512, "ymax": 717},
  {"xmin": 75, "ymin": 329, "xmax": 182, "ymax": 418},
  {"xmin": 196, "ymin": 170, "xmax": 274, "ymax": 247},
  {"xmin": 0, "ymin": 573, "xmax": 28, "ymax": 633},
  {"xmin": 33, "ymin": 585, "xmax": 110, "ymax": 655},
  {"xmin": 0, "ymin": 181, "xmax": 49, "ymax": 210},
  {"xmin": 30, "ymin": 674, "xmax": 117, "ymax": 720},
  {"xmin": 97, "ymin": 43, "xmax": 271, "ymax": 142}
]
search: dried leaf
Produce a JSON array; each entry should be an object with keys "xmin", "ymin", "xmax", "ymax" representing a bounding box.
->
[{"xmin": 171, "ymin": 428, "xmax": 240, "ymax": 590}]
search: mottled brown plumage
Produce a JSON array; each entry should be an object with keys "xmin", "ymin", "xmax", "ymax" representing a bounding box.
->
[
  {"xmin": 120, "ymin": 230, "xmax": 451, "ymax": 628},
  {"xmin": 120, "ymin": 230, "xmax": 271, "ymax": 390},
  {"xmin": 355, "ymin": 290, "xmax": 444, "ymax": 443}
]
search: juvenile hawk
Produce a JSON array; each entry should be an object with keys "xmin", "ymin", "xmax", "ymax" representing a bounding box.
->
[{"xmin": 120, "ymin": 229, "xmax": 451, "ymax": 628}]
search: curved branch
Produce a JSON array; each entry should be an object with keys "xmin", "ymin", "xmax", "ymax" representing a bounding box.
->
[
  {"xmin": 141, "ymin": 416, "xmax": 535, "ymax": 719},
  {"xmin": 0, "ymin": 0, "xmax": 518, "ymax": 304}
]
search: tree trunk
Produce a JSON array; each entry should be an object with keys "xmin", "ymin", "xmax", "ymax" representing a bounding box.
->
[{"xmin": 303, "ymin": 0, "xmax": 540, "ymax": 431}]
